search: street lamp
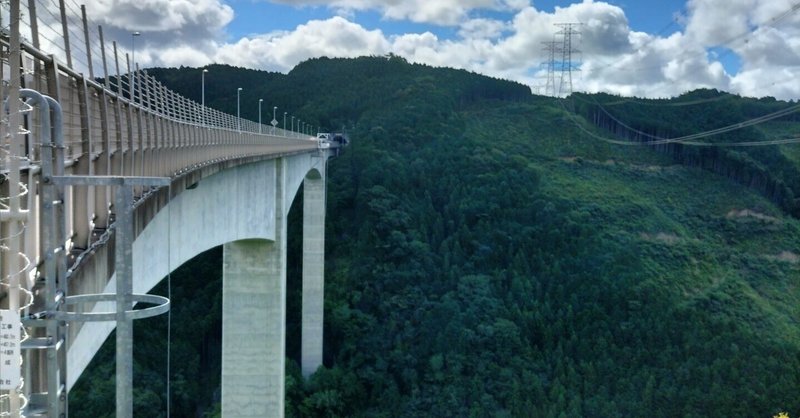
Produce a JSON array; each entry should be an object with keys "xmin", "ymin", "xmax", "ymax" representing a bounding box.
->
[
  {"xmin": 258, "ymin": 99, "xmax": 263, "ymax": 134},
  {"xmin": 237, "ymin": 87, "xmax": 242, "ymax": 133},
  {"xmin": 283, "ymin": 112, "xmax": 287, "ymax": 136},
  {"xmin": 271, "ymin": 106, "xmax": 278, "ymax": 134},
  {"xmin": 201, "ymin": 68, "xmax": 208, "ymax": 126},
  {"xmin": 291, "ymin": 116, "xmax": 295, "ymax": 136},
  {"xmin": 130, "ymin": 31, "xmax": 140, "ymax": 103}
]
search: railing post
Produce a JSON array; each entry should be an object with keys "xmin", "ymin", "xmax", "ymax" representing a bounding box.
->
[
  {"xmin": 132, "ymin": 63, "xmax": 145, "ymax": 183},
  {"xmin": 58, "ymin": 0, "xmax": 73, "ymax": 68},
  {"xmin": 97, "ymin": 87, "xmax": 112, "ymax": 228},
  {"xmin": 72, "ymin": 74, "xmax": 94, "ymax": 250},
  {"xmin": 95, "ymin": 25, "xmax": 111, "ymax": 227},
  {"xmin": 167, "ymin": 85, "xmax": 178, "ymax": 174},
  {"xmin": 124, "ymin": 52, "xmax": 136, "ymax": 178},
  {"xmin": 81, "ymin": 5, "xmax": 93, "ymax": 79},
  {"xmin": 139, "ymin": 71, "xmax": 155, "ymax": 176},
  {"xmin": 155, "ymin": 80, "xmax": 167, "ymax": 176},
  {"xmin": 27, "ymin": 0, "xmax": 40, "ymax": 49},
  {"xmin": 112, "ymin": 41, "xmax": 125, "ymax": 178},
  {"xmin": 99, "ymin": 26, "xmax": 110, "ymax": 89}
]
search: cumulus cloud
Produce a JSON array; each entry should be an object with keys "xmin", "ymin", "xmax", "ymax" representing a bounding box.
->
[
  {"xmin": 46, "ymin": 0, "xmax": 233, "ymax": 69},
  {"xmin": 458, "ymin": 18, "xmax": 508, "ymax": 40},
  {"xmin": 65, "ymin": 0, "xmax": 800, "ymax": 100},
  {"xmin": 90, "ymin": 0, "xmax": 234, "ymax": 32},
  {"xmin": 214, "ymin": 17, "xmax": 390, "ymax": 71}
]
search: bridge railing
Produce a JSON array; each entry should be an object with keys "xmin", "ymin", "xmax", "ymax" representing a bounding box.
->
[
  {"xmin": 0, "ymin": 0, "xmax": 306, "ymax": 166},
  {"xmin": 0, "ymin": 0, "xmax": 318, "ymax": 239}
]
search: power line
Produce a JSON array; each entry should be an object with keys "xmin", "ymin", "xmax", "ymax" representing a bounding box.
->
[{"xmin": 557, "ymin": 96, "xmax": 800, "ymax": 147}]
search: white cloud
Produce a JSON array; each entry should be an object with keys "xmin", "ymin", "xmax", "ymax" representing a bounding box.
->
[
  {"xmin": 458, "ymin": 18, "xmax": 508, "ymax": 40},
  {"xmin": 685, "ymin": 0, "xmax": 756, "ymax": 46},
  {"xmin": 70, "ymin": 0, "xmax": 800, "ymax": 100},
  {"xmin": 214, "ymin": 17, "xmax": 390, "ymax": 71},
  {"xmin": 737, "ymin": 27, "xmax": 800, "ymax": 68},
  {"xmin": 91, "ymin": 0, "xmax": 234, "ymax": 32}
]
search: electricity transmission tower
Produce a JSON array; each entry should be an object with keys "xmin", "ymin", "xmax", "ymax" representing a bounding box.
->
[
  {"xmin": 541, "ymin": 38, "xmax": 559, "ymax": 97},
  {"xmin": 555, "ymin": 23, "xmax": 582, "ymax": 96}
]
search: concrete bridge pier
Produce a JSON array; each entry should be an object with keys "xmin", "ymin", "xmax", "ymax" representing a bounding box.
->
[
  {"xmin": 222, "ymin": 239, "xmax": 286, "ymax": 417},
  {"xmin": 219, "ymin": 158, "xmax": 327, "ymax": 416},
  {"xmin": 222, "ymin": 160, "xmax": 288, "ymax": 417},
  {"xmin": 302, "ymin": 169, "xmax": 326, "ymax": 377}
]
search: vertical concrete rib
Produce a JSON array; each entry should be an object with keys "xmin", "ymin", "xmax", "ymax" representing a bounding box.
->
[
  {"xmin": 301, "ymin": 169, "xmax": 326, "ymax": 377},
  {"xmin": 222, "ymin": 158, "xmax": 287, "ymax": 418}
]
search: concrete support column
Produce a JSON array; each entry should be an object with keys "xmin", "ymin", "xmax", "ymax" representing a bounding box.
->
[
  {"xmin": 222, "ymin": 159, "xmax": 286, "ymax": 418},
  {"xmin": 301, "ymin": 170, "xmax": 325, "ymax": 377}
]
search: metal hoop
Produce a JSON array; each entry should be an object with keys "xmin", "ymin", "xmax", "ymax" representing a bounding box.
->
[{"xmin": 53, "ymin": 293, "xmax": 170, "ymax": 322}]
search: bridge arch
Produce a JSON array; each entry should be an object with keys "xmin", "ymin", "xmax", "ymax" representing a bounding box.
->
[{"xmin": 67, "ymin": 153, "xmax": 327, "ymax": 417}]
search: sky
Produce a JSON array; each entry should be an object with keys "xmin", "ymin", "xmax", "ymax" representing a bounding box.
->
[{"xmin": 55, "ymin": 0, "xmax": 800, "ymax": 100}]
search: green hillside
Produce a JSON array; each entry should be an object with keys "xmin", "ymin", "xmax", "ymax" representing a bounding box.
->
[{"xmin": 73, "ymin": 57, "xmax": 800, "ymax": 417}]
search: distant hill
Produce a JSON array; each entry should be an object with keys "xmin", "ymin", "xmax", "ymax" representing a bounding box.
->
[{"xmin": 74, "ymin": 56, "xmax": 800, "ymax": 418}]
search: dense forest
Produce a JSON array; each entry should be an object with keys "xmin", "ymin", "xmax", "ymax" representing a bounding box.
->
[{"xmin": 71, "ymin": 56, "xmax": 800, "ymax": 417}]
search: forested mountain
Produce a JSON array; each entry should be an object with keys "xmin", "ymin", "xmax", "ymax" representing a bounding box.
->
[{"xmin": 72, "ymin": 56, "xmax": 800, "ymax": 417}]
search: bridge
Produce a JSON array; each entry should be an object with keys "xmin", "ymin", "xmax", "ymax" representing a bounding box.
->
[{"xmin": 0, "ymin": 1, "xmax": 336, "ymax": 417}]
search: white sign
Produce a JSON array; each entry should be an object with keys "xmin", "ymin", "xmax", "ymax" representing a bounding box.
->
[{"xmin": 0, "ymin": 309, "xmax": 21, "ymax": 389}]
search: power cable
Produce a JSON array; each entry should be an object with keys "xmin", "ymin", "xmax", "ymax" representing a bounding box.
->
[
  {"xmin": 557, "ymin": 96, "xmax": 800, "ymax": 147},
  {"xmin": 591, "ymin": 99, "xmax": 798, "ymax": 143}
]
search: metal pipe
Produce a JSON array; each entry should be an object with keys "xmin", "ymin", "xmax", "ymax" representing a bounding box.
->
[{"xmin": 18, "ymin": 88, "xmax": 56, "ymax": 416}]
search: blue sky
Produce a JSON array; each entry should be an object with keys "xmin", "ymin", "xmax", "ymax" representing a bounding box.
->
[
  {"xmin": 222, "ymin": 0, "xmax": 751, "ymax": 81},
  {"xmin": 226, "ymin": 1, "xmax": 689, "ymax": 41},
  {"xmin": 78, "ymin": 0, "xmax": 800, "ymax": 99}
]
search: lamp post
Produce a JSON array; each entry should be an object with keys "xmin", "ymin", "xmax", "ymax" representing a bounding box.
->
[
  {"xmin": 298, "ymin": 120, "xmax": 302, "ymax": 138},
  {"xmin": 272, "ymin": 106, "xmax": 278, "ymax": 134},
  {"xmin": 258, "ymin": 99, "xmax": 263, "ymax": 134},
  {"xmin": 291, "ymin": 116, "xmax": 295, "ymax": 136},
  {"xmin": 201, "ymin": 68, "xmax": 208, "ymax": 127},
  {"xmin": 237, "ymin": 87, "xmax": 242, "ymax": 133},
  {"xmin": 130, "ymin": 31, "xmax": 140, "ymax": 103},
  {"xmin": 283, "ymin": 112, "xmax": 287, "ymax": 136}
]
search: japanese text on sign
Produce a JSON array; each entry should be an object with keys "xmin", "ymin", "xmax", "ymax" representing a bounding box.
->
[{"xmin": 0, "ymin": 309, "xmax": 21, "ymax": 390}]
